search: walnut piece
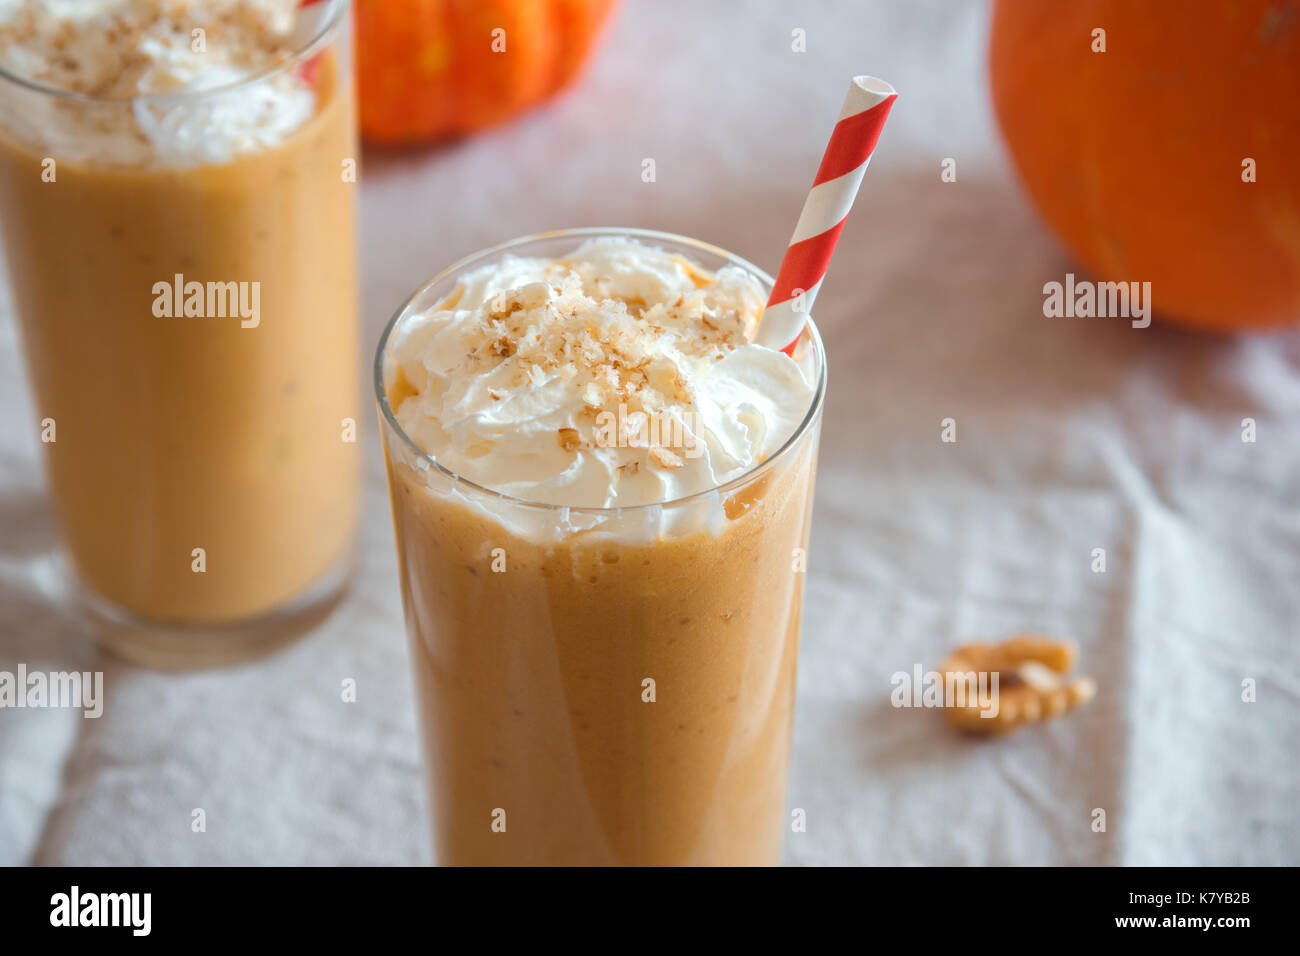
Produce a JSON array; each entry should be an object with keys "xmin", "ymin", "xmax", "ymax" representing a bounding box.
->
[
  {"xmin": 649, "ymin": 446, "xmax": 684, "ymax": 469},
  {"xmin": 940, "ymin": 635, "xmax": 1096, "ymax": 736}
]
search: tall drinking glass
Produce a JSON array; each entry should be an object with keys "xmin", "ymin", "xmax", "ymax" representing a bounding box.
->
[
  {"xmin": 377, "ymin": 228, "xmax": 825, "ymax": 865},
  {"xmin": 0, "ymin": 1, "xmax": 359, "ymax": 667}
]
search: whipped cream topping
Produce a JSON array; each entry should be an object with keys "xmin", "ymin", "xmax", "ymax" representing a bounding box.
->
[
  {"xmin": 0, "ymin": 0, "xmax": 320, "ymax": 165},
  {"xmin": 388, "ymin": 239, "xmax": 816, "ymax": 512}
]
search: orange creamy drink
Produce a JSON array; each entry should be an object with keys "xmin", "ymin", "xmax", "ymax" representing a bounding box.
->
[
  {"xmin": 377, "ymin": 230, "xmax": 825, "ymax": 865},
  {"xmin": 0, "ymin": 0, "xmax": 358, "ymax": 664}
]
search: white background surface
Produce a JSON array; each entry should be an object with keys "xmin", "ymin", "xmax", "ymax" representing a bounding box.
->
[{"xmin": 2, "ymin": 0, "xmax": 1297, "ymax": 866}]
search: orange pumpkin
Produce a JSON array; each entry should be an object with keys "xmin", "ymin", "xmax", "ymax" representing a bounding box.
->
[
  {"xmin": 356, "ymin": 0, "xmax": 618, "ymax": 145},
  {"xmin": 990, "ymin": 0, "xmax": 1300, "ymax": 331}
]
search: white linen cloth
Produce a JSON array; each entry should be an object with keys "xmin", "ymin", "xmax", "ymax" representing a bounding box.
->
[{"xmin": 1, "ymin": 0, "xmax": 1296, "ymax": 865}]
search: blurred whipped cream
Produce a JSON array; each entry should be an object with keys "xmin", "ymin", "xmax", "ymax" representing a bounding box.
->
[
  {"xmin": 388, "ymin": 238, "xmax": 815, "ymax": 512},
  {"xmin": 0, "ymin": 0, "xmax": 319, "ymax": 165}
]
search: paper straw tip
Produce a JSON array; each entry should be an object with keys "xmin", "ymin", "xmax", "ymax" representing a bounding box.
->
[{"xmin": 852, "ymin": 76, "xmax": 896, "ymax": 97}]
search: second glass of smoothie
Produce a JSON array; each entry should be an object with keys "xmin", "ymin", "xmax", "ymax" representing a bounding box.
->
[
  {"xmin": 377, "ymin": 228, "xmax": 826, "ymax": 865},
  {"xmin": 0, "ymin": 0, "xmax": 359, "ymax": 666}
]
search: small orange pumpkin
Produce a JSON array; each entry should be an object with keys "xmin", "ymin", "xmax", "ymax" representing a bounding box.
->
[
  {"xmin": 990, "ymin": 0, "xmax": 1300, "ymax": 331},
  {"xmin": 356, "ymin": 0, "xmax": 618, "ymax": 145}
]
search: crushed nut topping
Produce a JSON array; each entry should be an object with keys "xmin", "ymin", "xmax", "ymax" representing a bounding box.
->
[
  {"xmin": 430, "ymin": 251, "xmax": 765, "ymax": 475},
  {"xmin": 384, "ymin": 238, "xmax": 822, "ymax": 511},
  {"xmin": 649, "ymin": 446, "xmax": 684, "ymax": 469},
  {"xmin": 0, "ymin": 0, "xmax": 302, "ymax": 98}
]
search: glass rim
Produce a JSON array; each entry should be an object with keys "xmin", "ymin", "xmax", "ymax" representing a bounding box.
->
[
  {"xmin": 0, "ymin": 0, "xmax": 349, "ymax": 106},
  {"xmin": 374, "ymin": 226, "xmax": 828, "ymax": 517}
]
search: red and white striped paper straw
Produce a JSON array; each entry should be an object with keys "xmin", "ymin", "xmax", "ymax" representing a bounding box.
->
[
  {"xmin": 296, "ymin": 0, "xmax": 333, "ymax": 36},
  {"xmin": 294, "ymin": 0, "xmax": 333, "ymax": 82},
  {"xmin": 757, "ymin": 76, "xmax": 897, "ymax": 355}
]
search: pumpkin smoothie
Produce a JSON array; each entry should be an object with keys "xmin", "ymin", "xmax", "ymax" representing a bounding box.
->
[
  {"xmin": 378, "ymin": 233, "xmax": 824, "ymax": 865},
  {"xmin": 0, "ymin": 0, "xmax": 358, "ymax": 655}
]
